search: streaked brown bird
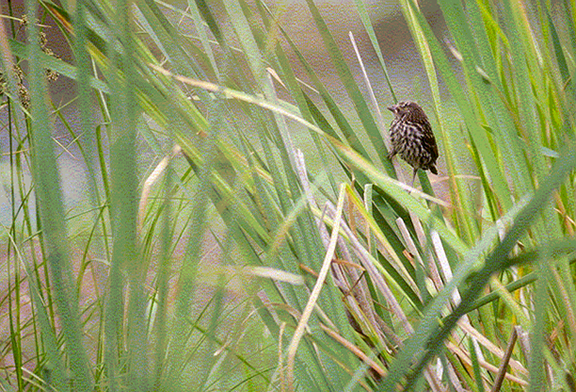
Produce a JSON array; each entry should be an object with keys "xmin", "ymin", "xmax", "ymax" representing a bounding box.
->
[{"xmin": 387, "ymin": 101, "xmax": 439, "ymax": 185}]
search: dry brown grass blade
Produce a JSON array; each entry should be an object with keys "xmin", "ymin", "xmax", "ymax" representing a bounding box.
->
[
  {"xmin": 458, "ymin": 320, "xmax": 527, "ymax": 375},
  {"xmin": 320, "ymin": 323, "xmax": 386, "ymax": 378},
  {"xmin": 446, "ymin": 341, "xmax": 527, "ymax": 387},
  {"xmin": 490, "ymin": 327, "xmax": 518, "ymax": 392}
]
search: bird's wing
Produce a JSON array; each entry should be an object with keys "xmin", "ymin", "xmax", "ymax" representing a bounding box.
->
[{"xmin": 423, "ymin": 121, "xmax": 439, "ymax": 162}]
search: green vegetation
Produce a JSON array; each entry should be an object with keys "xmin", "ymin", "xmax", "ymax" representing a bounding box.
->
[{"xmin": 1, "ymin": 0, "xmax": 576, "ymax": 390}]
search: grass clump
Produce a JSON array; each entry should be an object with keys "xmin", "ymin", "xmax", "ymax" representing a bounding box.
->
[{"xmin": 1, "ymin": 0, "xmax": 576, "ymax": 390}]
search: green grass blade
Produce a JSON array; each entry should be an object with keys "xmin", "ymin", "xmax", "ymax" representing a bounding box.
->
[{"xmin": 25, "ymin": 1, "xmax": 93, "ymax": 390}]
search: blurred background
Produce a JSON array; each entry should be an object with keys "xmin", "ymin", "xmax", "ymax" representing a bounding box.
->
[{"xmin": 0, "ymin": 0, "xmax": 455, "ymax": 223}]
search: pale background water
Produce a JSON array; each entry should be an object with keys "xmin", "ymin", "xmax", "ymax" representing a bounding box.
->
[{"xmin": 0, "ymin": 0, "xmax": 451, "ymax": 224}]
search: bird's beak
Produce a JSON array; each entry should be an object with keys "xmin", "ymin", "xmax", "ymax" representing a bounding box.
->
[{"xmin": 387, "ymin": 105, "xmax": 396, "ymax": 112}]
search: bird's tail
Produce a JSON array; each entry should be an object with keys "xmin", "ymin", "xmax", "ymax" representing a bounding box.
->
[{"xmin": 430, "ymin": 164, "xmax": 438, "ymax": 175}]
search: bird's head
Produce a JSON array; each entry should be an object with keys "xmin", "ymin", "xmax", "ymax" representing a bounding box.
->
[{"xmin": 387, "ymin": 101, "xmax": 427, "ymax": 122}]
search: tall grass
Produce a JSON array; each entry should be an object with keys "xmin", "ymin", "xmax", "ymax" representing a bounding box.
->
[{"xmin": 1, "ymin": 0, "xmax": 575, "ymax": 390}]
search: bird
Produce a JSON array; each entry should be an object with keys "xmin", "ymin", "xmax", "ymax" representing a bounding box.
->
[{"xmin": 387, "ymin": 101, "xmax": 439, "ymax": 186}]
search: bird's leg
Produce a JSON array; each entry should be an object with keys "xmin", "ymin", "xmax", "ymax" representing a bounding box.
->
[{"xmin": 410, "ymin": 168, "xmax": 418, "ymax": 189}]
